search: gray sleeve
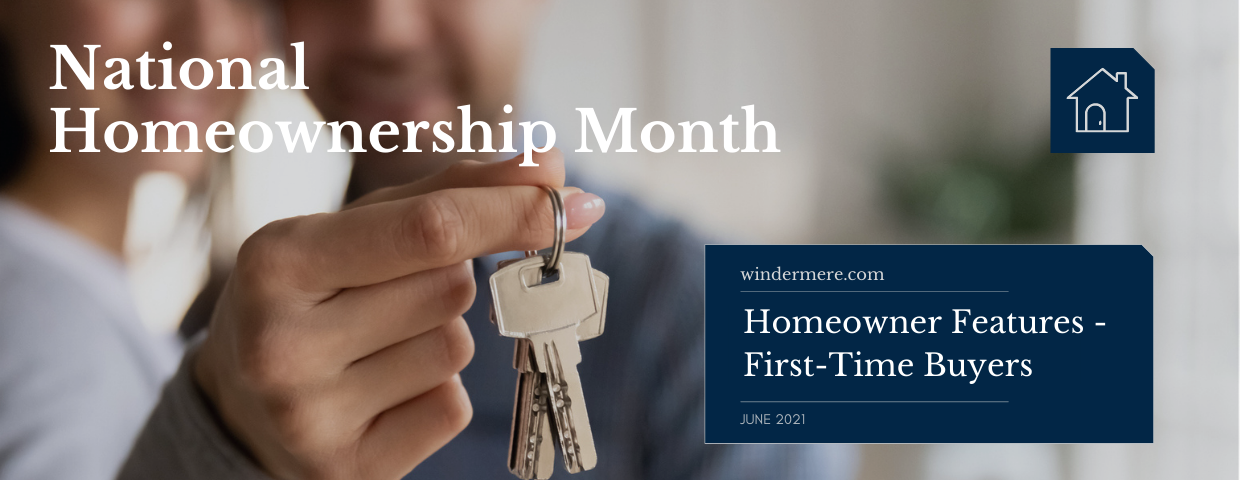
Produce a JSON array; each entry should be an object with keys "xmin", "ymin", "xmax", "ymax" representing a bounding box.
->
[{"xmin": 117, "ymin": 343, "xmax": 272, "ymax": 480}]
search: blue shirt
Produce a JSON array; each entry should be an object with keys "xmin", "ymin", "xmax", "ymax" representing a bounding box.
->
[{"xmin": 405, "ymin": 183, "xmax": 858, "ymax": 480}]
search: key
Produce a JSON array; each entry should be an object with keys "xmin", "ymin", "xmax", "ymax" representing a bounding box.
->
[
  {"xmin": 529, "ymin": 327, "xmax": 597, "ymax": 472},
  {"xmin": 576, "ymin": 270, "xmax": 608, "ymax": 340},
  {"xmin": 509, "ymin": 339, "xmax": 555, "ymax": 479},
  {"xmin": 492, "ymin": 256, "xmax": 609, "ymax": 341},
  {"xmin": 497, "ymin": 253, "xmax": 609, "ymax": 478},
  {"xmin": 491, "ymin": 252, "xmax": 600, "ymax": 473},
  {"xmin": 501, "ymin": 255, "xmax": 557, "ymax": 478},
  {"xmin": 494, "ymin": 186, "xmax": 606, "ymax": 477}
]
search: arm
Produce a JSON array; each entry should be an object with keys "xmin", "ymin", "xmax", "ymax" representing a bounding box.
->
[
  {"xmin": 120, "ymin": 151, "xmax": 606, "ymax": 480},
  {"xmin": 118, "ymin": 342, "xmax": 271, "ymax": 480}
]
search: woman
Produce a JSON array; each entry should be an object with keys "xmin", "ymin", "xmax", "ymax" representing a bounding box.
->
[{"xmin": 0, "ymin": 0, "xmax": 264, "ymax": 477}]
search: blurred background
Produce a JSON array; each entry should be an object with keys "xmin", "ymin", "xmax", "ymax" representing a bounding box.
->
[{"xmin": 124, "ymin": 0, "xmax": 1237, "ymax": 478}]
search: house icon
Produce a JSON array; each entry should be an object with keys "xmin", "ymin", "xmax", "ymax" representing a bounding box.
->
[{"xmin": 1066, "ymin": 68, "xmax": 1139, "ymax": 133}]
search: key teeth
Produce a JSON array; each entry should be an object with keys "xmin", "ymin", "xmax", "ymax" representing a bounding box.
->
[
  {"xmin": 510, "ymin": 339, "xmax": 556, "ymax": 480},
  {"xmin": 539, "ymin": 340, "xmax": 596, "ymax": 474},
  {"xmin": 495, "ymin": 255, "xmax": 604, "ymax": 478}
]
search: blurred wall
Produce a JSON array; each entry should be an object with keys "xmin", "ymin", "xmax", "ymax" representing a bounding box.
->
[
  {"xmin": 522, "ymin": 1, "xmax": 1237, "ymax": 480},
  {"xmin": 523, "ymin": 0, "xmax": 1075, "ymax": 245},
  {"xmin": 1073, "ymin": 0, "xmax": 1238, "ymax": 479},
  {"xmin": 523, "ymin": 2, "xmax": 1084, "ymax": 477}
]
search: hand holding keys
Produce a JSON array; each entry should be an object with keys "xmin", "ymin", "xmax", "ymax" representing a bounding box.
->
[
  {"xmin": 490, "ymin": 187, "xmax": 608, "ymax": 479},
  {"xmin": 193, "ymin": 152, "xmax": 608, "ymax": 480}
]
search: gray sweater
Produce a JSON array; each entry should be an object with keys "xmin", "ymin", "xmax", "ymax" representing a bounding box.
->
[{"xmin": 0, "ymin": 199, "xmax": 181, "ymax": 480}]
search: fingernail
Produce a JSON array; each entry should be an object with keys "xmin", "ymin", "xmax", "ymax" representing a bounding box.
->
[{"xmin": 564, "ymin": 191, "xmax": 605, "ymax": 229}]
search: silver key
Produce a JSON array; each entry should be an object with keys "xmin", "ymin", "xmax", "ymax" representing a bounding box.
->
[
  {"xmin": 577, "ymin": 270, "xmax": 608, "ymax": 341},
  {"xmin": 492, "ymin": 252, "xmax": 600, "ymax": 474},
  {"xmin": 491, "ymin": 253, "xmax": 599, "ymax": 337},
  {"xmin": 493, "ymin": 186, "xmax": 606, "ymax": 477},
  {"xmin": 499, "ymin": 255, "xmax": 558, "ymax": 479},
  {"xmin": 493, "ymin": 256, "xmax": 609, "ymax": 341},
  {"xmin": 509, "ymin": 339, "xmax": 555, "ymax": 479},
  {"xmin": 529, "ymin": 327, "xmax": 597, "ymax": 472},
  {"xmin": 497, "ymin": 255, "xmax": 608, "ymax": 479}
]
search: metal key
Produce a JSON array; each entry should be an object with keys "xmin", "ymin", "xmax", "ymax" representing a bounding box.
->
[
  {"xmin": 492, "ymin": 252, "xmax": 600, "ymax": 473},
  {"xmin": 496, "ymin": 255, "xmax": 608, "ymax": 479},
  {"xmin": 529, "ymin": 326, "xmax": 597, "ymax": 473},
  {"xmin": 509, "ymin": 339, "xmax": 555, "ymax": 479},
  {"xmin": 492, "ymin": 186, "xmax": 606, "ymax": 477},
  {"xmin": 493, "ymin": 256, "xmax": 609, "ymax": 342},
  {"xmin": 491, "ymin": 253, "xmax": 598, "ymax": 337},
  {"xmin": 500, "ymin": 253, "xmax": 559, "ymax": 479},
  {"xmin": 576, "ymin": 270, "xmax": 608, "ymax": 340}
]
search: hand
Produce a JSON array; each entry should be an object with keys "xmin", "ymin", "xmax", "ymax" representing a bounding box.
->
[{"xmin": 194, "ymin": 150, "xmax": 605, "ymax": 479}]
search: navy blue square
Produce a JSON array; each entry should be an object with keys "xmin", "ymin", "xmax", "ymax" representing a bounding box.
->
[{"xmin": 1051, "ymin": 48, "xmax": 1155, "ymax": 153}]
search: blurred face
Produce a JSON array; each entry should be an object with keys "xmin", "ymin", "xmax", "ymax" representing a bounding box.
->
[
  {"xmin": 0, "ymin": 0, "xmax": 265, "ymax": 182},
  {"xmin": 283, "ymin": 0, "xmax": 541, "ymax": 181}
]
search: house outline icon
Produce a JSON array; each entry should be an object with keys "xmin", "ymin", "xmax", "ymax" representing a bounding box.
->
[{"xmin": 1066, "ymin": 68, "xmax": 1139, "ymax": 133}]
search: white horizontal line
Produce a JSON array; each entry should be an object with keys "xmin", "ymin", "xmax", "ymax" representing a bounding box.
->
[
  {"xmin": 1096, "ymin": 322, "xmax": 1106, "ymax": 326},
  {"xmin": 739, "ymin": 290, "xmax": 1009, "ymax": 293},
  {"xmin": 740, "ymin": 400, "xmax": 1009, "ymax": 404},
  {"xmin": 734, "ymin": 291, "xmax": 1006, "ymax": 295},
  {"xmin": 816, "ymin": 366, "xmax": 827, "ymax": 369}
]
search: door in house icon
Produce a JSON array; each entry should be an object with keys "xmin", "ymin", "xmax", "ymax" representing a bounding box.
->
[{"xmin": 1085, "ymin": 103, "xmax": 1106, "ymax": 131}]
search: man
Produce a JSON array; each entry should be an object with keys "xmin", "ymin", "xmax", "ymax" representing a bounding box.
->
[
  {"xmin": 278, "ymin": 1, "xmax": 856, "ymax": 479},
  {"xmin": 122, "ymin": 1, "xmax": 857, "ymax": 479},
  {"xmin": 123, "ymin": 151, "xmax": 604, "ymax": 480}
]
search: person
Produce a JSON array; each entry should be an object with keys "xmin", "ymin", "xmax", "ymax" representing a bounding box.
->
[
  {"xmin": 125, "ymin": 0, "xmax": 858, "ymax": 478},
  {"xmin": 126, "ymin": 150, "xmax": 608, "ymax": 479},
  {"xmin": 274, "ymin": 0, "xmax": 859, "ymax": 478},
  {"xmin": 0, "ymin": 0, "xmax": 265, "ymax": 477},
  {"xmin": 3, "ymin": 2, "xmax": 856, "ymax": 480},
  {"xmin": 0, "ymin": 3, "xmax": 611, "ymax": 479}
]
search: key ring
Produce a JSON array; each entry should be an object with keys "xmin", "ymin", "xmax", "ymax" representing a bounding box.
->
[{"xmin": 541, "ymin": 185, "xmax": 566, "ymax": 276}]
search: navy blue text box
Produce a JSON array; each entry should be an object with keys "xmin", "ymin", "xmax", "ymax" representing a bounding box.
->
[{"xmin": 704, "ymin": 245, "xmax": 1153, "ymax": 443}]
